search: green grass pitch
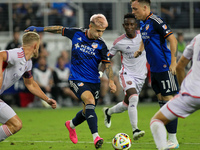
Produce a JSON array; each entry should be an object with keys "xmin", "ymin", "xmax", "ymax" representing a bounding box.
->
[{"xmin": 1, "ymin": 102, "xmax": 200, "ymax": 150}]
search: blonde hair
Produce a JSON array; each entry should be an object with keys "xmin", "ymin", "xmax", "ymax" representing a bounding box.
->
[
  {"xmin": 22, "ymin": 32, "xmax": 40, "ymax": 46},
  {"xmin": 90, "ymin": 14, "xmax": 108, "ymax": 28}
]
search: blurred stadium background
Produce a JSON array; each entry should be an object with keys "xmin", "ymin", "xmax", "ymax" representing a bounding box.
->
[{"xmin": 0, "ymin": 0, "xmax": 199, "ymax": 107}]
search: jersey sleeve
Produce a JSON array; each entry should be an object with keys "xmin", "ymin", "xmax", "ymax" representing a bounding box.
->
[
  {"xmin": 109, "ymin": 43, "xmax": 118, "ymax": 56},
  {"xmin": 61, "ymin": 27, "xmax": 77, "ymax": 40},
  {"xmin": 6, "ymin": 50, "xmax": 17, "ymax": 65},
  {"xmin": 100, "ymin": 42, "xmax": 111, "ymax": 63},
  {"xmin": 153, "ymin": 19, "xmax": 173, "ymax": 39},
  {"xmin": 183, "ymin": 37, "xmax": 195, "ymax": 60}
]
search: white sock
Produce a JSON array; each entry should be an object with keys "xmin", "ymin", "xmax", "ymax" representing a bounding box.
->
[
  {"xmin": 168, "ymin": 133, "xmax": 178, "ymax": 144},
  {"xmin": 128, "ymin": 95, "xmax": 138, "ymax": 131},
  {"xmin": 150, "ymin": 119, "xmax": 168, "ymax": 149},
  {"xmin": 0, "ymin": 125, "xmax": 13, "ymax": 142},
  {"xmin": 107, "ymin": 102, "xmax": 128, "ymax": 116},
  {"xmin": 92, "ymin": 132, "xmax": 99, "ymax": 141},
  {"xmin": 70, "ymin": 120, "xmax": 75, "ymax": 129}
]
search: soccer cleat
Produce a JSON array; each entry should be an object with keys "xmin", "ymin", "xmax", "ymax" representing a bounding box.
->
[
  {"xmin": 94, "ymin": 136, "xmax": 104, "ymax": 149},
  {"xmin": 167, "ymin": 140, "xmax": 179, "ymax": 149},
  {"xmin": 133, "ymin": 129, "xmax": 145, "ymax": 140},
  {"xmin": 65, "ymin": 120, "xmax": 78, "ymax": 144},
  {"xmin": 103, "ymin": 107, "xmax": 111, "ymax": 128}
]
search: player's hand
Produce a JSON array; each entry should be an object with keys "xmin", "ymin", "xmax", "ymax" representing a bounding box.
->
[
  {"xmin": 169, "ymin": 62, "xmax": 176, "ymax": 75},
  {"xmin": 134, "ymin": 50, "xmax": 142, "ymax": 58},
  {"xmin": 109, "ymin": 80, "xmax": 116, "ymax": 93},
  {"xmin": 46, "ymin": 98, "xmax": 57, "ymax": 109},
  {"xmin": 24, "ymin": 26, "xmax": 44, "ymax": 32}
]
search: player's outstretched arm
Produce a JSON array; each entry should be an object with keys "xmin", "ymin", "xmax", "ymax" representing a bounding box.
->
[
  {"xmin": 23, "ymin": 76, "xmax": 57, "ymax": 109},
  {"xmin": 25, "ymin": 26, "xmax": 63, "ymax": 34},
  {"xmin": 134, "ymin": 40, "xmax": 144, "ymax": 58},
  {"xmin": 176, "ymin": 55, "xmax": 190, "ymax": 86},
  {"xmin": 103, "ymin": 63, "xmax": 116, "ymax": 93}
]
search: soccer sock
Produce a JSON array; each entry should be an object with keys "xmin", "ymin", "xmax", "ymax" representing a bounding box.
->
[
  {"xmin": 92, "ymin": 132, "xmax": 100, "ymax": 141},
  {"xmin": 159, "ymin": 100, "xmax": 178, "ymax": 142},
  {"xmin": 128, "ymin": 94, "xmax": 139, "ymax": 131},
  {"xmin": 150, "ymin": 119, "xmax": 168, "ymax": 149},
  {"xmin": 107, "ymin": 102, "xmax": 128, "ymax": 116},
  {"xmin": 0, "ymin": 125, "xmax": 13, "ymax": 142},
  {"xmin": 85, "ymin": 104, "xmax": 98, "ymax": 134},
  {"xmin": 71, "ymin": 110, "xmax": 86, "ymax": 129}
]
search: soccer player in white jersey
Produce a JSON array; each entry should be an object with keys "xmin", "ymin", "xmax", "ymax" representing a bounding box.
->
[
  {"xmin": 150, "ymin": 34, "xmax": 200, "ymax": 150},
  {"xmin": 0, "ymin": 32, "xmax": 57, "ymax": 142},
  {"xmin": 103, "ymin": 13, "xmax": 147, "ymax": 140}
]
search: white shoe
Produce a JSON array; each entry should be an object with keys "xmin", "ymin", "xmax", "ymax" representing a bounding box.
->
[
  {"xmin": 103, "ymin": 107, "xmax": 111, "ymax": 128},
  {"xmin": 167, "ymin": 140, "xmax": 179, "ymax": 149},
  {"xmin": 133, "ymin": 129, "xmax": 145, "ymax": 140}
]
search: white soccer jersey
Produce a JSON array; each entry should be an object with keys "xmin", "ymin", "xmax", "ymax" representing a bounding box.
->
[
  {"xmin": 109, "ymin": 32, "xmax": 147, "ymax": 79},
  {"xmin": 180, "ymin": 34, "xmax": 200, "ymax": 98},
  {"xmin": 0, "ymin": 48, "xmax": 32, "ymax": 95}
]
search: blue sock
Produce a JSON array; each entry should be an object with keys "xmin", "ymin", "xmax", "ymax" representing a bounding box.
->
[
  {"xmin": 72, "ymin": 110, "xmax": 86, "ymax": 126},
  {"xmin": 159, "ymin": 100, "xmax": 178, "ymax": 133},
  {"xmin": 85, "ymin": 104, "xmax": 98, "ymax": 134}
]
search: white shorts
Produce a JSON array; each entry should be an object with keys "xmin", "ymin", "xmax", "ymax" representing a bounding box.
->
[
  {"xmin": 0, "ymin": 100, "xmax": 16, "ymax": 124},
  {"xmin": 119, "ymin": 73, "xmax": 145, "ymax": 94},
  {"xmin": 160, "ymin": 94, "xmax": 200, "ymax": 120}
]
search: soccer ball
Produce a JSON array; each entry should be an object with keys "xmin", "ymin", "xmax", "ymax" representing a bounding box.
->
[{"xmin": 112, "ymin": 133, "xmax": 131, "ymax": 150}]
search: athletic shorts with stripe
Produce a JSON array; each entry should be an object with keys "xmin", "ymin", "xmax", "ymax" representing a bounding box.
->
[
  {"xmin": 151, "ymin": 71, "xmax": 179, "ymax": 96},
  {"xmin": 0, "ymin": 100, "xmax": 16, "ymax": 124},
  {"xmin": 160, "ymin": 94, "xmax": 200, "ymax": 120},
  {"xmin": 69, "ymin": 80, "xmax": 100, "ymax": 105}
]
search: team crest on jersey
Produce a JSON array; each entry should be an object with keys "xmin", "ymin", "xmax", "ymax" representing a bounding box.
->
[
  {"xmin": 78, "ymin": 82, "xmax": 84, "ymax": 86},
  {"xmin": 126, "ymin": 81, "xmax": 132, "ymax": 85},
  {"xmin": 162, "ymin": 24, "xmax": 167, "ymax": 30},
  {"xmin": 145, "ymin": 24, "xmax": 149, "ymax": 30},
  {"xmin": 92, "ymin": 42, "xmax": 98, "ymax": 49},
  {"xmin": 163, "ymin": 64, "xmax": 167, "ymax": 68}
]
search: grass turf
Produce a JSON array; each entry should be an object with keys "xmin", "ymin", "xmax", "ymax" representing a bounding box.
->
[{"xmin": 1, "ymin": 102, "xmax": 200, "ymax": 150}]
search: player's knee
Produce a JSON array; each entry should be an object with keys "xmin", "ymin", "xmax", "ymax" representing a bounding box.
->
[
  {"xmin": 7, "ymin": 119, "xmax": 22, "ymax": 134},
  {"xmin": 84, "ymin": 97, "xmax": 95, "ymax": 105}
]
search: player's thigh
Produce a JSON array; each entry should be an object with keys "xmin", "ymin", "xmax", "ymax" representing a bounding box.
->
[
  {"xmin": 151, "ymin": 109, "xmax": 171, "ymax": 125},
  {"xmin": 164, "ymin": 94, "xmax": 200, "ymax": 119},
  {"xmin": 0, "ymin": 100, "xmax": 16, "ymax": 124},
  {"xmin": 81, "ymin": 91, "xmax": 95, "ymax": 105},
  {"xmin": 151, "ymin": 71, "xmax": 179, "ymax": 97}
]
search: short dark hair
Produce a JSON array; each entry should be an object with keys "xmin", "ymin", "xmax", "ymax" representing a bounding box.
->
[
  {"xmin": 130, "ymin": 0, "xmax": 151, "ymax": 5},
  {"xmin": 124, "ymin": 13, "xmax": 136, "ymax": 20}
]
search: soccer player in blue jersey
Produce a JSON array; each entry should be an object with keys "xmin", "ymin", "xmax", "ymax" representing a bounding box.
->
[
  {"xmin": 25, "ymin": 14, "xmax": 116, "ymax": 149},
  {"xmin": 130, "ymin": 0, "xmax": 179, "ymax": 149}
]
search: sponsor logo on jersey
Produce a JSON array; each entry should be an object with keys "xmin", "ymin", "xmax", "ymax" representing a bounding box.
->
[
  {"xmin": 162, "ymin": 24, "xmax": 167, "ymax": 30},
  {"xmin": 78, "ymin": 82, "xmax": 84, "ymax": 86},
  {"xmin": 126, "ymin": 81, "xmax": 132, "ymax": 85},
  {"xmin": 92, "ymin": 42, "xmax": 98, "ymax": 49},
  {"xmin": 145, "ymin": 24, "xmax": 149, "ymax": 30}
]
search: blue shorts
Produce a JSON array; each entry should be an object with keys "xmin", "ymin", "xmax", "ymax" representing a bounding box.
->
[
  {"xmin": 151, "ymin": 71, "xmax": 179, "ymax": 96},
  {"xmin": 69, "ymin": 80, "xmax": 100, "ymax": 105}
]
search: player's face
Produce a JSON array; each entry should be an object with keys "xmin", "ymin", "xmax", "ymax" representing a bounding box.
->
[
  {"xmin": 123, "ymin": 18, "xmax": 137, "ymax": 38},
  {"xmin": 89, "ymin": 25, "xmax": 106, "ymax": 40},
  {"xmin": 131, "ymin": 1, "xmax": 146, "ymax": 20}
]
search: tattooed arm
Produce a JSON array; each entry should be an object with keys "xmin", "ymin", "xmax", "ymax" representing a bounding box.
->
[
  {"xmin": 43, "ymin": 26, "xmax": 63, "ymax": 34},
  {"xmin": 103, "ymin": 62, "xmax": 116, "ymax": 93},
  {"xmin": 25, "ymin": 26, "xmax": 63, "ymax": 34}
]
